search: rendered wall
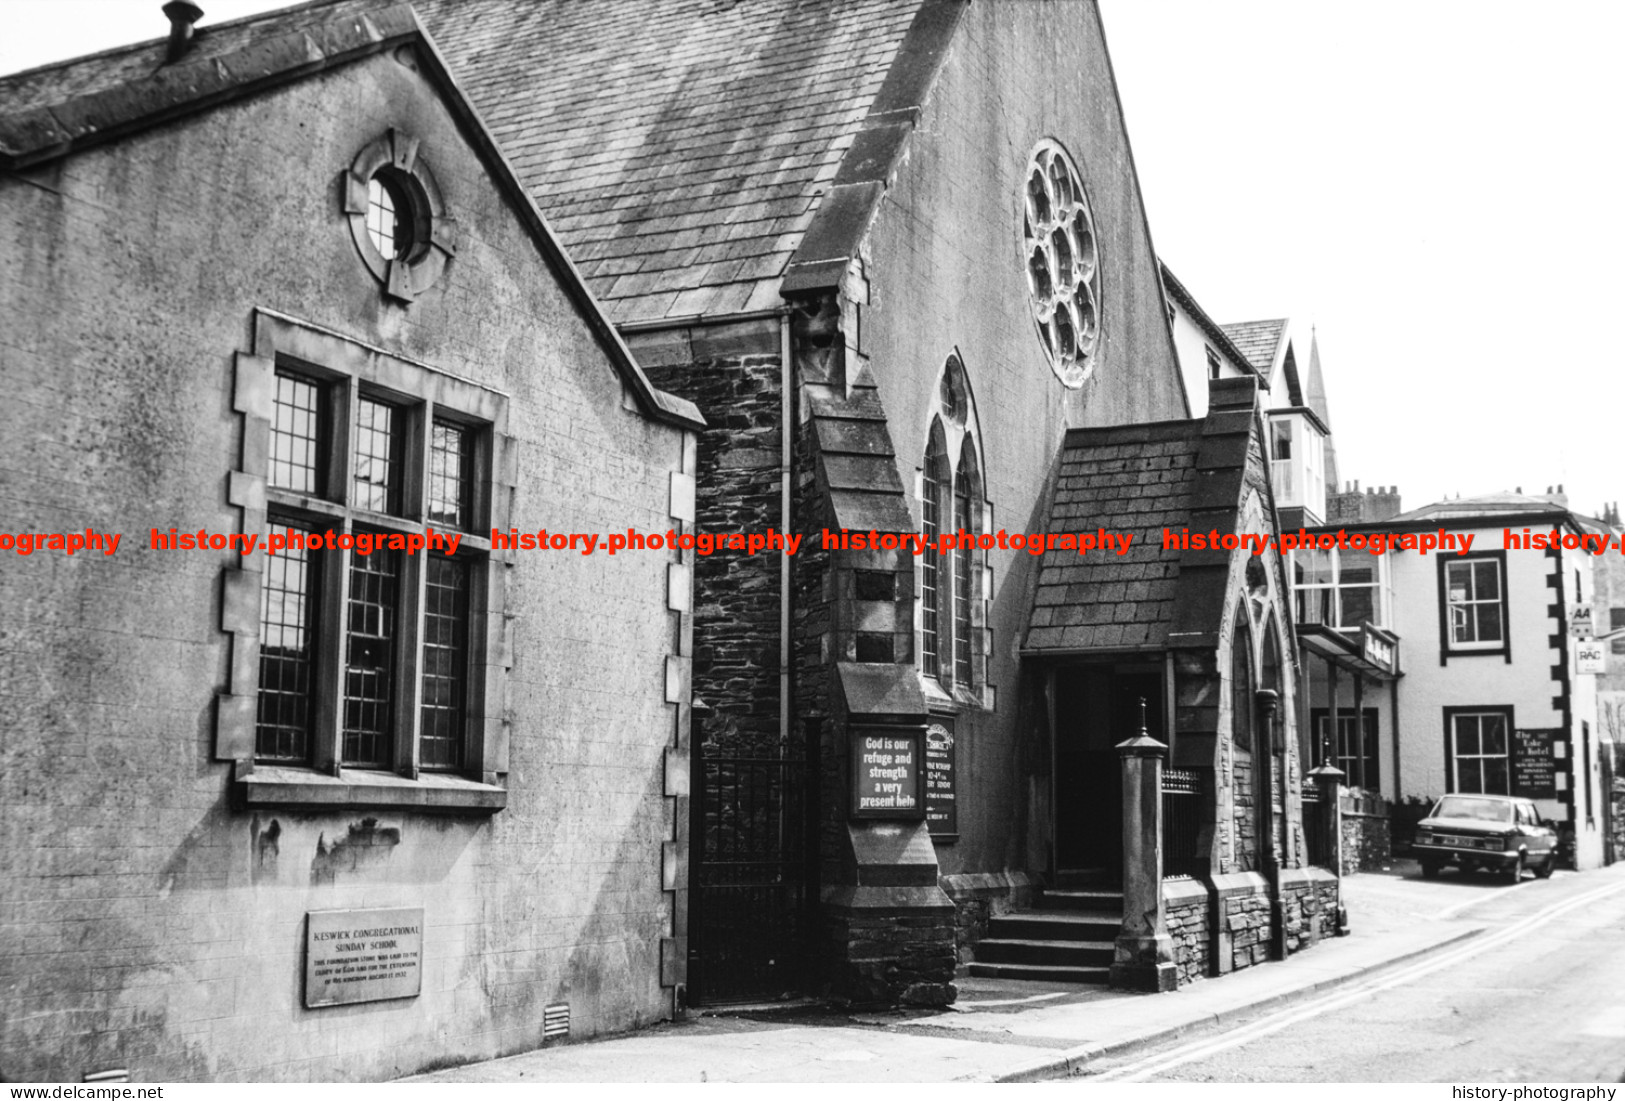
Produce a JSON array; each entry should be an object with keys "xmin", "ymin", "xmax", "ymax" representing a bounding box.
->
[
  {"xmin": 0, "ymin": 51, "xmax": 688, "ymax": 1080},
  {"xmin": 1385, "ymin": 528, "xmax": 1606, "ymax": 869}
]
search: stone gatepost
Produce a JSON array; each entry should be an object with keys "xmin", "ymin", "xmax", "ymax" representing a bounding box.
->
[
  {"xmin": 1308, "ymin": 763, "xmax": 1348, "ymax": 935},
  {"xmin": 1109, "ymin": 724, "xmax": 1178, "ymax": 992}
]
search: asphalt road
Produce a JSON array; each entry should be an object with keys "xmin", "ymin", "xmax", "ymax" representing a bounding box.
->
[{"xmin": 1087, "ymin": 863, "xmax": 1625, "ymax": 1083}]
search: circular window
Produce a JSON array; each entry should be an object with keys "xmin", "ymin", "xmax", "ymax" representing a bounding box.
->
[
  {"xmin": 365, "ymin": 171, "xmax": 422, "ymax": 260},
  {"xmin": 1022, "ymin": 140, "xmax": 1099, "ymax": 388},
  {"xmin": 345, "ymin": 129, "xmax": 456, "ymax": 302}
]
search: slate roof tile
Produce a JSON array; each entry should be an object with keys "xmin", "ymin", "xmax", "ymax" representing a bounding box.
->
[
  {"xmin": 1219, "ymin": 319, "xmax": 1288, "ymax": 374},
  {"xmin": 418, "ymin": 0, "xmax": 925, "ymax": 323},
  {"xmin": 1025, "ymin": 421, "xmax": 1204, "ymax": 654}
]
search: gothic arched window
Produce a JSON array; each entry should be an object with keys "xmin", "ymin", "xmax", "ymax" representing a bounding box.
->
[{"xmin": 921, "ymin": 421, "xmax": 950, "ymax": 680}]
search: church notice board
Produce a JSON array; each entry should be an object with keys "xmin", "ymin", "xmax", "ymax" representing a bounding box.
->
[
  {"xmin": 1512, "ymin": 728, "xmax": 1559, "ymax": 799},
  {"xmin": 925, "ymin": 720, "xmax": 958, "ymax": 838},
  {"xmin": 305, "ymin": 907, "xmax": 424, "ymax": 1008},
  {"xmin": 850, "ymin": 726, "xmax": 925, "ymax": 820}
]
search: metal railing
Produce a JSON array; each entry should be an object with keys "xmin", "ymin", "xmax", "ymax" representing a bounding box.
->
[{"xmin": 1161, "ymin": 766, "xmax": 1206, "ymax": 878}]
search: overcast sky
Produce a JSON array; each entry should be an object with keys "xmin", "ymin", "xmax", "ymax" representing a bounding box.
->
[{"xmin": 7, "ymin": 1, "xmax": 1623, "ymax": 520}]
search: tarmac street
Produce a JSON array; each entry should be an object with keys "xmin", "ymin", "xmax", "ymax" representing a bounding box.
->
[
  {"xmin": 1082, "ymin": 863, "xmax": 1625, "ymax": 1083},
  {"xmin": 405, "ymin": 860, "xmax": 1625, "ymax": 1083}
]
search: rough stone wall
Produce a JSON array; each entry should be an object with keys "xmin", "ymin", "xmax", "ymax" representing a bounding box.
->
[
  {"xmin": 1232, "ymin": 749, "xmax": 1259, "ymax": 873},
  {"xmin": 1225, "ymin": 890, "xmax": 1274, "ymax": 971},
  {"xmin": 1340, "ymin": 796, "xmax": 1393, "ymax": 873},
  {"xmin": 1314, "ymin": 879, "xmax": 1342, "ymax": 941},
  {"xmin": 643, "ymin": 351, "xmax": 784, "ymax": 758},
  {"xmin": 823, "ymin": 909, "xmax": 957, "ymax": 1009},
  {"xmin": 0, "ymin": 54, "xmax": 686, "ymax": 1080},
  {"xmin": 1281, "ymin": 884, "xmax": 1321, "ymax": 955},
  {"xmin": 1165, "ymin": 896, "xmax": 1211, "ymax": 985}
]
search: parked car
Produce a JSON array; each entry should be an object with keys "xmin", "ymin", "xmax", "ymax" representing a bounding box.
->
[{"xmin": 1413, "ymin": 794, "xmax": 1557, "ymax": 883}]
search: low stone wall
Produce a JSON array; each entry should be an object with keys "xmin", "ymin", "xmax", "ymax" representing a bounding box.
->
[
  {"xmin": 1216, "ymin": 874, "xmax": 1274, "ymax": 971},
  {"xmin": 940, "ymin": 871, "xmax": 1039, "ymax": 963},
  {"xmin": 1280, "ymin": 867, "xmax": 1341, "ymax": 952},
  {"xmin": 1163, "ymin": 878, "xmax": 1211, "ymax": 986},
  {"xmin": 823, "ymin": 893, "xmax": 958, "ymax": 1007},
  {"xmin": 1340, "ymin": 788, "xmax": 1392, "ymax": 872}
]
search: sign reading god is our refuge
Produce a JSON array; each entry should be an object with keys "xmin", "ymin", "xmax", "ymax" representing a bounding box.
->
[{"xmin": 850, "ymin": 727, "xmax": 925, "ymax": 820}]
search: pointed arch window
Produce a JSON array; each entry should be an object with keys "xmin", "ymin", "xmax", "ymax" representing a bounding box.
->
[
  {"xmin": 953, "ymin": 440, "xmax": 980, "ymax": 688},
  {"xmin": 921, "ymin": 422, "xmax": 950, "ymax": 680},
  {"xmin": 920, "ymin": 353, "xmax": 988, "ymax": 700},
  {"xmin": 1232, "ymin": 616, "xmax": 1254, "ymax": 754}
]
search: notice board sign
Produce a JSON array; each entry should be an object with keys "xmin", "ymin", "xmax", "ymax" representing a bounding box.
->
[
  {"xmin": 305, "ymin": 907, "xmax": 424, "ymax": 1008},
  {"xmin": 925, "ymin": 720, "xmax": 958, "ymax": 838},
  {"xmin": 1512, "ymin": 728, "xmax": 1559, "ymax": 799},
  {"xmin": 850, "ymin": 727, "xmax": 925, "ymax": 820}
]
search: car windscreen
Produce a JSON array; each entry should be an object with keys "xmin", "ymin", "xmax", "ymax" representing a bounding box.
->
[{"xmin": 1431, "ymin": 796, "xmax": 1512, "ymax": 822}]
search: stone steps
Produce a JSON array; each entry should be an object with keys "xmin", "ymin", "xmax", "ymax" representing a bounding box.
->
[
  {"xmin": 966, "ymin": 961, "xmax": 1112, "ymax": 984},
  {"xmin": 971, "ymin": 937, "xmax": 1115, "ymax": 967},
  {"xmin": 970, "ymin": 886, "xmax": 1123, "ymax": 985}
]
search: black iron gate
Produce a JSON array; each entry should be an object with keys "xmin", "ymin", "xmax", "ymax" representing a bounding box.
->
[{"xmin": 689, "ymin": 748, "xmax": 813, "ymax": 1003}]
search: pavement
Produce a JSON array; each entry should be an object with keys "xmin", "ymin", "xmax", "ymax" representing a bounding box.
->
[{"xmin": 403, "ymin": 859, "xmax": 1530, "ymax": 1083}]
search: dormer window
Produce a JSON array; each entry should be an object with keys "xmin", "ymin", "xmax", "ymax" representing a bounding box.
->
[{"xmin": 1267, "ymin": 410, "xmax": 1327, "ymax": 522}]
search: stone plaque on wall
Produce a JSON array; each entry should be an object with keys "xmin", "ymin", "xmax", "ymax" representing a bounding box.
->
[{"xmin": 305, "ymin": 907, "xmax": 424, "ymax": 1008}]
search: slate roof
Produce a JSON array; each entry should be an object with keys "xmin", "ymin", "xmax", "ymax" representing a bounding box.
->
[
  {"xmin": 0, "ymin": 0, "xmax": 704, "ymax": 430},
  {"xmin": 1220, "ymin": 318, "xmax": 1287, "ymax": 376},
  {"xmin": 0, "ymin": 0, "xmax": 384, "ymax": 114},
  {"xmin": 418, "ymin": 0, "xmax": 926, "ymax": 324},
  {"xmin": 1390, "ymin": 492, "xmax": 1570, "ymax": 525},
  {"xmin": 1024, "ymin": 421, "xmax": 1202, "ymax": 654}
]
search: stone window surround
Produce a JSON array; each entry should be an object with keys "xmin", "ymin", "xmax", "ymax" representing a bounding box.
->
[
  {"xmin": 344, "ymin": 128, "xmax": 458, "ymax": 303},
  {"xmin": 916, "ymin": 353, "xmax": 991, "ymax": 711},
  {"xmin": 219, "ymin": 309, "xmax": 514, "ymax": 814}
]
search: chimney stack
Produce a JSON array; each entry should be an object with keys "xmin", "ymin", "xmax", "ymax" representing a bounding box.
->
[{"xmin": 163, "ymin": 1, "xmax": 204, "ymax": 64}]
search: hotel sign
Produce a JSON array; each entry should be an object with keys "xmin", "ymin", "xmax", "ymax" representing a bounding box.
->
[
  {"xmin": 1360, "ymin": 624, "xmax": 1399, "ymax": 676},
  {"xmin": 1512, "ymin": 729, "xmax": 1559, "ymax": 800},
  {"xmin": 305, "ymin": 907, "xmax": 424, "ymax": 1008}
]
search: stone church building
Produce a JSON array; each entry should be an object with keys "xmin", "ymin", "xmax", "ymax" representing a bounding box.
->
[
  {"xmin": 0, "ymin": 0, "xmax": 1339, "ymax": 1080},
  {"xmin": 420, "ymin": 0, "xmax": 1337, "ymax": 1005}
]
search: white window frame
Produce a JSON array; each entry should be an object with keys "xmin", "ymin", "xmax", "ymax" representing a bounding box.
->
[{"xmin": 1444, "ymin": 556, "xmax": 1506, "ymax": 652}]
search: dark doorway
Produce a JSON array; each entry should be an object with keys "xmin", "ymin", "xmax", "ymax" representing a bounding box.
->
[{"xmin": 1053, "ymin": 662, "xmax": 1164, "ymax": 884}]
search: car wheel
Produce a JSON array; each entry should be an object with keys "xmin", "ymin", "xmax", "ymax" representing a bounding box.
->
[
  {"xmin": 1504, "ymin": 852, "xmax": 1524, "ymax": 885},
  {"xmin": 1535, "ymin": 854, "xmax": 1555, "ymax": 879},
  {"xmin": 1420, "ymin": 860, "xmax": 1442, "ymax": 879}
]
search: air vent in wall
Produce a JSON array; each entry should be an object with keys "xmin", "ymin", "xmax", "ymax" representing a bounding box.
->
[{"xmin": 543, "ymin": 1003, "xmax": 570, "ymax": 1040}]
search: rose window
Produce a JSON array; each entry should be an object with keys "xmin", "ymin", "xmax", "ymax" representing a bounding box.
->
[{"xmin": 1022, "ymin": 140, "xmax": 1099, "ymax": 388}]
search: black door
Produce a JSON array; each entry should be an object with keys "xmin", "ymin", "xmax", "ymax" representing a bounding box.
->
[
  {"xmin": 689, "ymin": 743, "xmax": 813, "ymax": 1004},
  {"xmin": 1054, "ymin": 664, "xmax": 1163, "ymax": 883}
]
